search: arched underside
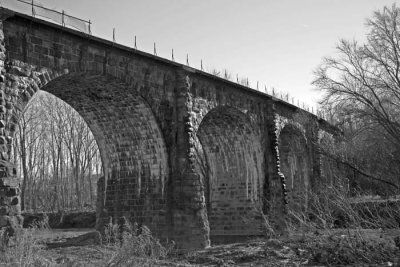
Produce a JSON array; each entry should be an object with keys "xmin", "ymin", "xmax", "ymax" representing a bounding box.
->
[
  {"xmin": 10, "ymin": 73, "xmax": 169, "ymax": 235},
  {"xmin": 196, "ymin": 106, "xmax": 264, "ymax": 239},
  {"xmin": 319, "ymin": 134, "xmax": 335, "ymax": 187},
  {"xmin": 278, "ymin": 125, "xmax": 310, "ymax": 210}
]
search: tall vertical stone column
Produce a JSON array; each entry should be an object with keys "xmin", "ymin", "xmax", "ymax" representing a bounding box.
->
[
  {"xmin": 264, "ymin": 100, "xmax": 288, "ymax": 233},
  {"xmin": 0, "ymin": 18, "xmax": 23, "ymax": 239},
  {"xmin": 310, "ymin": 122, "xmax": 322, "ymax": 190},
  {"xmin": 170, "ymin": 70, "xmax": 209, "ymax": 250}
]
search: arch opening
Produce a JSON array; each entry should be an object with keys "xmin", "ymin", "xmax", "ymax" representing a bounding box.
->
[
  {"xmin": 11, "ymin": 90, "xmax": 103, "ymax": 213},
  {"xmin": 9, "ymin": 73, "xmax": 169, "ymax": 236},
  {"xmin": 278, "ymin": 124, "xmax": 310, "ymax": 211},
  {"xmin": 195, "ymin": 106, "xmax": 265, "ymax": 242}
]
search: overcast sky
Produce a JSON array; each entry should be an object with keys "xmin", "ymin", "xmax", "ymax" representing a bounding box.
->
[{"xmin": 2, "ymin": 0, "xmax": 398, "ymax": 109}]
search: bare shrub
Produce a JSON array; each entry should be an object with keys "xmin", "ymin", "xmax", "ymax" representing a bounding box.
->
[
  {"xmin": 286, "ymin": 181, "xmax": 400, "ymax": 265},
  {"xmin": 308, "ymin": 229, "xmax": 398, "ymax": 265},
  {"xmin": 104, "ymin": 218, "xmax": 174, "ymax": 266},
  {"xmin": 289, "ymin": 179, "xmax": 400, "ymax": 231}
]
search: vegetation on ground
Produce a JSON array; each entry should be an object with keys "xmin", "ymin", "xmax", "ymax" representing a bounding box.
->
[
  {"xmin": 0, "ymin": 220, "xmax": 49, "ymax": 266},
  {"xmin": 0, "ymin": 218, "xmax": 174, "ymax": 266},
  {"xmin": 2, "ymin": 184, "xmax": 400, "ymax": 266},
  {"xmin": 102, "ymin": 218, "xmax": 174, "ymax": 266},
  {"xmin": 286, "ymin": 181, "xmax": 400, "ymax": 265}
]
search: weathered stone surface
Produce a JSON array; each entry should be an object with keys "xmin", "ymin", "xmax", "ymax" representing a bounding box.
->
[
  {"xmin": 10, "ymin": 196, "xmax": 18, "ymax": 205},
  {"xmin": 0, "ymin": 8, "xmax": 339, "ymax": 250},
  {"xmin": 5, "ymin": 187, "xmax": 18, "ymax": 197},
  {"xmin": 8, "ymin": 204, "xmax": 20, "ymax": 215},
  {"xmin": 0, "ymin": 205, "xmax": 8, "ymax": 215},
  {"xmin": 0, "ymin": 178, "xmax": 18, "ymax": 187},
  {"xmin": 0, "ymin": 215, "xmax": 10, "ymax": 226}
]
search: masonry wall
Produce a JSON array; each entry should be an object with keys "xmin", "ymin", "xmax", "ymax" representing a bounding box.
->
[
  {"xmin": 274, "ymin": 103, "xmax": 322, "ymax": 193},
  {"xmin": 197, "ymin": 107, "xmax": 265, "ymax": 237},
  {"xmin": 278, "ymin": 124, "xmax": 310, "ymax": 211},
  {"xmin": 0, "ymin": 11, "xmax": 210, "ymax": 249},
  {"xmin": 186, "ymin": 73, "xmax": 284, "ymax": 237}
]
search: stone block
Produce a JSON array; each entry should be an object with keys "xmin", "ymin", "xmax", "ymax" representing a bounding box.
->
[
  {"xmin": 30, "ymin": 36, "xmax": 42, "ymax": 45},
  {"xmin": 5, "ymin": 187, "xmax": 19, "ymax": 197},
  {"xmin": 16, "ymin": 215, "xmax": 24, "ymax": 226},
  {"xmin": 0, "ymin": 215, "xmax": 10, "ymax": 227},
  {"xmin": 0, "ymin": 206, "xmax": 8, "ymax": 215},
  {"xmin": 0, "ymin": 195, "xmax": 9, "ymax": 205},
  {"xmin": 11, "ymin": 196, "xmax": 19, "ymax": 205},
  {"xmin": 0, "ymin": 178, "xmax": 19, "ymax": 187},
  {"xmin": 4, "ymin": 102, "xmax": 11, "ymax": 109},
  {"xmin": 8, "ymin": 204, "xmax": 20, "ymax": 215}
]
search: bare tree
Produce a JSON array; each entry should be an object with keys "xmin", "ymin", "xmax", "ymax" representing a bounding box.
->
[
  {"xmin": 313, "ymin": 4, "xmax": 400, "ymax": 149},
  {"xmin": 313, "ymin": 4, "xmax": 400, "ymax": 193}
]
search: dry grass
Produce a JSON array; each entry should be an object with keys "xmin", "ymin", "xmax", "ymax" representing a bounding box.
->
[
  {"xmin": 0, "ymin": 220, "xmax": 50, "ymax": 266},
  {"xmin": 285, "ymin": 181, "xmax": 400, "ymax": 265},
  {"xmin": 0, "ymin": 217, "xmax": 174, "ymax": 267},
  {"xmin": 307, "ymin": 229, "xmax": 397, "ymax": 265},
  {"xmin": 288, "ymin": 181, "xmax": 400, "ymax": 230},
  {"xmin": 103, "ymin": 218, "xmax": 174, "ymax": 267},
  {"xmin": 2, "ymin": 184, "xmax": 400, "ymax": 266}
]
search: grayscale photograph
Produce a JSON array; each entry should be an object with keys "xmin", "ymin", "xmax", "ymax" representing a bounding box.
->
[{"xmin": 0, "ymin": 0, "xmax": 399, "ymax": 266}]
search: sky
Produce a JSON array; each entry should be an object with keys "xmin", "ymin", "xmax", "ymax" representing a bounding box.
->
[{"xmin": 2, "ymin": 0, "xmax": 399, "ymax": 110}]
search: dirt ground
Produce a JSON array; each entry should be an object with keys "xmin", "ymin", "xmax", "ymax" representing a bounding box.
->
[{"xmin": 31, "ymin": 228, "xmax": 400, "ymax": 266}]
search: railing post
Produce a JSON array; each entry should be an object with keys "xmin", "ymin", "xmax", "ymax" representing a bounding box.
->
[
  {"xmin": 62, "ymin": 10, "xmax": 65, "ymax": 27},
  {"xmin": 134, "ymin": 35, "xmax": 137, "ymax": 49},
  {"xmin": 31, "ymin": 0, "xmax": 34, "ymax": 17},
  {"xmin": 88, "ymin": 20, "xmax": 91, "ymax": 34}
]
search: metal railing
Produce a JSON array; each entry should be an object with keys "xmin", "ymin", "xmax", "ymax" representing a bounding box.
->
[{"xmin": 1, "ymin": 0, "xmax": 91, "ymax": 34}]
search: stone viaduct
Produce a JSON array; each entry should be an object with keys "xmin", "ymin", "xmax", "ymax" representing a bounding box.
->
[{"xmin": 0, "ymin": 8, "xmax": 339, "ymax": 249}]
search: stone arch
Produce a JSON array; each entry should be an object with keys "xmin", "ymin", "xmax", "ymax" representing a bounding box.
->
[
  {"xmin": 278, "ymin": 123, "xmax": 310, "ymax": 210},
  {"xmin": 5, "ymin": 71, "xmax": 169, "ymax": 236},
  {"xmin": 194, "ymin": 105, "xmax": 265, "ymax": 241}
]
